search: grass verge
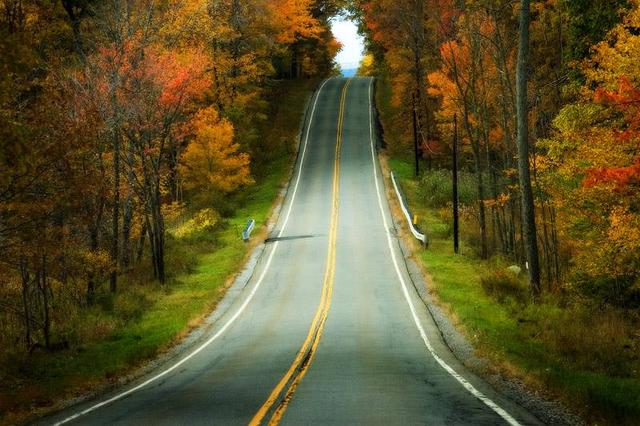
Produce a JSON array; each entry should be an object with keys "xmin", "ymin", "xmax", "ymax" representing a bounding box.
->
[
  {"xmin": 0, "ymin": 79, "xmax": 318, "ymax": 425},
  {"xmin": 385, "ymin": 155, "xmax": 640, "ymax": 426}
]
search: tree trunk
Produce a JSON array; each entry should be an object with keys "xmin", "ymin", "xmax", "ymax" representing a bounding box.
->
[
  {"xmin": 412, "ymin": 93, "xmax": 420, "ymax": 177},
  {"xmin": 151, "ymin": 182, "xmax": 166, "ymax": 284},
  {"xmin": 87, "ymin": 192, "xmax": 104, "ymax": 304},
  {"xmin": 516, "ymin": 0, "xmax": 541, "ymax": 296},
  {"xmin": 37, "ymin": 257, "xmax": 51, "ymax": 350},
  {"xmin": 110, "ymin": 86, "xmax": 121, "ymax": 294},
  {"xmin": 453, "ymin": 115, "xmax": 460, "ymax": 254},
  {"xmin": 122, "ymin": 195, "xmax": 133, "ymax": 270},
  {"xmin": 459, "ymin": 103, "xmax": 488, "ymax": 259},
  {"xmin": 136, "ymin": 219, "xmax": 147, "ymax": 263},
  {"xmin": 61, "ymin": 1, "xmax": 86, "ymax": 61},
  {"xmin": 87, "ymin": 225, "xmax": 98, "ymax": 305},
  {"xmin": 110, "ymin": 131, "xmax": 120, "ymax": 293},
  {"xmin": 20, "ymin": 258, "xmax": 32, "ymax": 351}
]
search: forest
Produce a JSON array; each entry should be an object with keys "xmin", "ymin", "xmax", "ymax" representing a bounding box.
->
[
  {"xmin": 356, "ymin": 0, "xmax": 640, "ymax": 302},
  {"xmin": 354, "ymin": 0, "xmax": 640, "ymax": 423},
  {"xmin": 2, "ymin": 0, "xmax": 640, "ymax": 424},
  {"xmin": 0, "ymin": 0, "xmax": 342, "ymax": 421}
]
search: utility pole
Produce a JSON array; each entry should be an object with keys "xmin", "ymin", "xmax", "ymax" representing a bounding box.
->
[
  {"xmin": 453, "ymin": 114, "xmax": 460, "ymax": 254},
  {"xmin": 412, "ymin": 91, "xmax": 420, "ymax": 177}
]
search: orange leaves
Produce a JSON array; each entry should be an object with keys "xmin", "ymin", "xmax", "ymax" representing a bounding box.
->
[{"xmin": 268, "ymin": 0, "xmax": 322, "ymax": 44}]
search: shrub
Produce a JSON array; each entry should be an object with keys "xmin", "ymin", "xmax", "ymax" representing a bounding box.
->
[
  {"xmin": 531, "ymin": 302, "xmax": 637, "ymax": 377},
  {"xmin": 480, "ymin": 269, "xmax": 527, "ymax": 303},
  {"xmin": 417, "ymin": 169, "xmax": 478, "ymax": 209},
  {"xmin": 174, "ymin": 208, "xmax": 221, "ymax": 238},
  {"xmin": 572, "ymin": 272, "xmax": 640, "ymax": 309}
]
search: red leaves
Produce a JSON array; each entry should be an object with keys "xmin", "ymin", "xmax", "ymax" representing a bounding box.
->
[
  {"xmin": 584, "ymin": 159, "xmax": 640, "ymax": 191},
  {"xmin": 584, "ymin": 76, "xmax": 640, "ymax": 191},
  {"xmin": 594, "ymin": 77, "xmax": 640, "ymax": 106},
  {"xmin": 152, "ymin": 52, "xmax": 210, "ymax": 109},
  {"xmin": 593, "ymin": 77, "xmax": 640, "ymax": 139}
]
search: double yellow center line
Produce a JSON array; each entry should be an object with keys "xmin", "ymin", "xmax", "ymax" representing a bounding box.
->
[{"xmin": 249, "ymin": 78, "xmax": 352, "ymax": 426}]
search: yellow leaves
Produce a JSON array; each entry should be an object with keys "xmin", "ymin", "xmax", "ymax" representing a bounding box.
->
[
  {"xmin": 583, "ymin": 2, "xmax": 640, "ymax": 89},
  {"xmin": 357, "ymin": 53, "xmax": 375, "ymax": 77},
  {"xmin": 174, "ymin": 208, "xmax": 221, "ymax": 238},
  {"xmin": 180, "ymin": 106, "xmax": 253, "ymax": 194},
  {"xmin": 163, "ymin": 201, "xmax": 187, "ymax": 222},
  {"xmin": 608, "ymin": 207, "xmax": 640, "ymax": 253},
  {"xmin": 78, "ymin": 248, "xmax": 112, "ymax": 279},
  {"xmin": 543, "ymin": 1, "xmax": 640, "ymax": 280},
  {"xmin": 572, "ymin": 206, "xmax": 640, "ymax": 278},
  {"xmin": 160, "ymin": 0, "xmax": 210, "ymax": 47}
]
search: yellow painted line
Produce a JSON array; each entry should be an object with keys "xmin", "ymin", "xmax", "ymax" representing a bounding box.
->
[{"xmin": 249, "ymin": 78, "xmax": 352, "ymax": 426}]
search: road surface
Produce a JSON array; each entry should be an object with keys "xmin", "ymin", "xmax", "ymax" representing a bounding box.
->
[{"xmin": 45, "ymin": 77, "xmax": 541, "ymax": 425}]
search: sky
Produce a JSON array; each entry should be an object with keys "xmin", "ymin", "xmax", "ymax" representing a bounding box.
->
[{"xmin": 331, "ymin": 17, "xmax": 365, "ymax": 73}]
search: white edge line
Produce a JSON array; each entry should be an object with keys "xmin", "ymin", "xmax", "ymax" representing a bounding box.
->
[
  {"xmin": 390, "ymin": 172, "xmax": 427, "ymax": 245},
  {"xmin": 53, "ymin": 78, "xmax": 333, "ymax": 426},
  {"xmin": 366, "ymin": 77, "xmax": 521, "ymax": 426}
]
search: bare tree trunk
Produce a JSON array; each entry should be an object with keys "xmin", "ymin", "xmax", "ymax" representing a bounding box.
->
[
  {"xmin": 151, "ymin": 181, "xmax": 166, "ymax": 284},
  {"xmin": 516, "ymin": 0, "xmax": 541, "ymax": 296},
  {"xmin": 167, "ymin": 143, "xmax": 179, "ymax": 202},
  {"xmin": 122, "ymin": 145, "xmax": 135, "ymax": 270},
  {"xmin": 122, "ymin": 195, "xmax": 133, "ymax": 270},
  {"xmin": 550, "ymin": 206, "xmax": 561, "ymax": 284},
  {"xmin": 87, "ymin": 225, "xmax": 99, "ymax": 304},
  {"xmin": 37, "ymin": 257, "xmax": 51, "ymax": 350},
  {"xmin": 20, "ymin": 257, "xmax": 31, "ymax": 351},
  {"xmin": 136, "ymin": 219, "xmax": 147, "ymax": 263},
  {"xmin": 461, "ymin": 106, "xmax": 488, "ymax": 259},
  {"xmin": 110, "ymin": 127, "xmax": 120, "ymax": 293},
  {"xmin": 110, "ymin": 77, "xmax": 121, "ymax": 293}
]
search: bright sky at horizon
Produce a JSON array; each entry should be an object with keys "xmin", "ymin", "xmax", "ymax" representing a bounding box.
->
[{"xmin": 331, "ymin": 17, "xmax": 364, "ymax": 73}]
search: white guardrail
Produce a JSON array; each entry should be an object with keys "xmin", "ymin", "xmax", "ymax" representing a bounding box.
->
[
  {"xmin": 242, "ymin": 219, "xmax": 256, "ymax": 242},
  {"xmin": 390, "ymin": 172, "xmax": 428, "ymax": 247}
]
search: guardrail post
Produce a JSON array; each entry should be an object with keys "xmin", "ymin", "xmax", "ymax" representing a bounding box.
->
[{"xmin": 242, "ymin": 219, "xmax": 256, "ymax": 242}]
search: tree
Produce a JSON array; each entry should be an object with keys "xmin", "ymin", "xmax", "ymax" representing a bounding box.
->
[
  {"xmin": 542, "ymin": 3, "xmax": 640, "ymax": 304},
  {"xmin": 516, "ymin": 0, "xmax": 541, "ymax": 296},
  {"xmin": 180, "ymin": 106, "xmax": 253, "ymax": 197}
]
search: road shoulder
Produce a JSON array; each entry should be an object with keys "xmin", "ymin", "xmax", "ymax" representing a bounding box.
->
[{"xmin": 377, "ymin": 153, "xmax": 582, "ymax": 426}]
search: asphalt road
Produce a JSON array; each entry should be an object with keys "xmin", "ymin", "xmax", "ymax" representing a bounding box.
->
[{"xmin": 45, "ymin": 77, "xmax": 542, "ymax": 426}]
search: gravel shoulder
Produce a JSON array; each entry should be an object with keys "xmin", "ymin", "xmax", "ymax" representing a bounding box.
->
[{"xmin": 377, "ymin": 153, "xmax": 584, "ymax": 426}]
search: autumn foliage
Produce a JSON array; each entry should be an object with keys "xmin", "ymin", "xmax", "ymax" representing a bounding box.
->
[
  {"xmin": 180, "ymin": 106, "xmax": 253, "ymax": 194},
  {"xmin": 356, "ymin": 0, "xmax": 640, "ymax": 304},
  {"xmin": 0, "ymin": 0, "xmax": 339, "ymax": 357}
]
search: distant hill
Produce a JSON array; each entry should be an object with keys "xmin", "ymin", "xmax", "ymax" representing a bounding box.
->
[{"xmin": 342, "ymin": 68, "xmax": 357, "ymax": 77}]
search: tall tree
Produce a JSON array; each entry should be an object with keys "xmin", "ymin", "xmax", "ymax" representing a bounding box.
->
[{"xmin": 516, "ymin": 0, "xmax": 541, "ymax": 295}]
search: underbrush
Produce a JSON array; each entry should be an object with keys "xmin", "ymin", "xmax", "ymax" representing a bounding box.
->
[
  {"xmin": 387, "ymin": 156, "xmax": 640, "ymax": 425},
  {"xmin": 479, "ymin": 269, "xmax": 527, "ymax": 304},
  {"xmin": 417, "ymin": 168, "xmax": 478, "ymax": 208}
]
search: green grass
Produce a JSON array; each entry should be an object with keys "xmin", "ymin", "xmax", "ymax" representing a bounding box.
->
[
  {"xmin": 387, "ymin": 156, "xmax": 640, "ymax": 425},
  {"xmin": 0, "ymin": 79, "xmax": 317, "ymax": 425}
]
